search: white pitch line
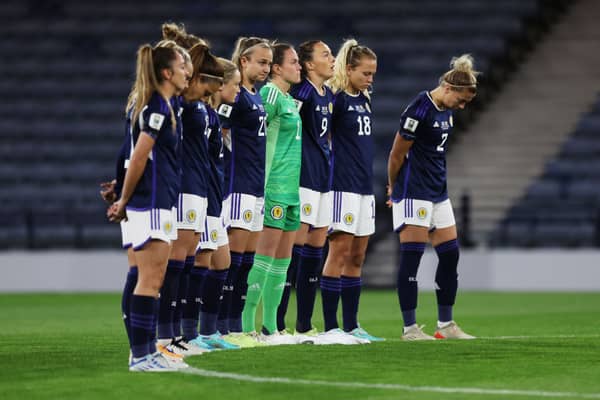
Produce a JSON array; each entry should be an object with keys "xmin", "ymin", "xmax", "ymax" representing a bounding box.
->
[
  {"xmin": 182, "ymin": 367, "xmax": 600, "ymax": 399},
  {"xmin": 385, "ymin": 334, "xmax": 600, "ymax": 342}
]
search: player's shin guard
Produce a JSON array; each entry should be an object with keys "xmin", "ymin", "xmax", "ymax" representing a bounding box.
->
[
  {"xmin": 181, "ymin": 266, "xmax": 207, "ymax": 340},
  {"xmin": 296, "ymin": 244, "xmax": 322, "ymax": 333},
  {"xmin": 397, "ymin": 242, "xmax": 426, "ymax": 327},
  {"xmin": 434, "ymin": 239, "xmax": 459, "ymax": 323},
  {"xmin": 241, "ymin": 254, "xmax": 272, "ymax": 332},
  {"xmin": 157, "ymin": 260, "xmax": 184, "ymax": 340},
  {"xmin": 263, "ymin": 257, "xmax": 291, "ymax": 334},
  {"xmin": 277, "ymin": 245, "xmax": 302, "ymax": 331}
]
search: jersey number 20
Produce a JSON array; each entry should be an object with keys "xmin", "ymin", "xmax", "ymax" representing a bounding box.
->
[{"xmin": 258, "ymin": 115, "xmax": 266, "ymax": 137}]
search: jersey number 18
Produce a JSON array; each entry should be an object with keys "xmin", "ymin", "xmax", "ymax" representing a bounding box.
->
[{"xmin": 356, "ymin": 116, "xmax": 371, "ymax": 136}]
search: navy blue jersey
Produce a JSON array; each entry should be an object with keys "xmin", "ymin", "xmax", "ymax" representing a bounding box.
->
[
  {"xmin": 291, "ymin": 79, "xmax": 334, "ymax": 192},
  {"xmin": 219, "ymin": 87, "xmax": 267, "ymax": 197},
  {"xmin": 392, "ymin": 91, "xmax": 453, "ymax": 203},
  {"xmin": 127, "ymin": 92, "xmax": 180, "ymax": 210},
  {"xmin": 180, "ymin": 100, "xmax": 210, "ymax": 197},
  {"xmin": 172, "ymin": 96, "xmax": 184, "ymax": 197},
  {"xmin": 206, "ymin": 105, "xmax": 224, "ymax": 217},
  {"xmin": 331, "ymin": 91, "xmax": 374, "ymax": 195},
  {"xmin": 114, "ymin": 108, "xmax": 133, "ymax": 198}
]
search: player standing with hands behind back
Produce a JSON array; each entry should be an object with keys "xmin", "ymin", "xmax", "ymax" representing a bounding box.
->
[
  {"xmin": 320, "ymin": 39, "xmax": 383, "ymax": 344},
  {"xmin": 387, "ymin": 54, "xmax": 478, "ymax": 341}
]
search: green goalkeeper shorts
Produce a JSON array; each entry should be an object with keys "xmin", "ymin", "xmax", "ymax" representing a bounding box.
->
[{"xmin": 263, "ymin": 196, "xmax": 300, "ymax": 232}]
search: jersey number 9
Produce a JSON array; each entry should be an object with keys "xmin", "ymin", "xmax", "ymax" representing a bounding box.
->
[{"xmin": 320, "ymin": 117, "xmax": 328, "ymax": 137}]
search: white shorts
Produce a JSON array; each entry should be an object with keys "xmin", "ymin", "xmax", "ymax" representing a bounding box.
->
[
  {"xmin": 125, "ymin": 207, "xmax": 177, "ymax": 251},
  {"xmin": 299, "ymin": 187, "xmax": 331, "ymax": 228},
  {"xmin": 197, "ymin": 215, "xmax": 229, "ymax": 252},
  {"xmin": 121, "ymin": 220, "xmax": 131, "ymax": 249},
  {"xmin": 392, "ymin": 198, "xmax": 456, "ymax": 232},
  {"xmin": 175, "ymin": 193, "xmax": 207, "ymax": 233},
  {"xmin": 330, "ymin": 191, "xmax": 375, "ymax": 237},
  {"xmin": 222, "ymin": 193, "xmax": 264, "ymax": 232}
]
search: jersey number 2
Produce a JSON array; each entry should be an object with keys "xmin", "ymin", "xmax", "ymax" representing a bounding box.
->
[{"xmin": 437, "ymin": 133, "xmax": 448, "ymax": 152}]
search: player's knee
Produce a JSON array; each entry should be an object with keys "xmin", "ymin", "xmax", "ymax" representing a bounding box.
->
[{"xmin": 348, "ymin": 252, "xmax": 365, "ymax": 270}]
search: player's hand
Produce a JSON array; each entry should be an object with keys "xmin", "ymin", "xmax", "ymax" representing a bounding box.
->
[
  {"xmin": 100, "ymin": 180, "xmax": 117, "ymax": 204},
  {"xmin": 107, "ymin": 199, "xmax": 127, "ymax": 223},
  {"xmin": 386, "ymin": 184, "xmax": 393, "ymax": 208}
]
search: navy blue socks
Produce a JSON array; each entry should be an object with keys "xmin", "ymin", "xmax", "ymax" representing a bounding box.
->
[
  {"xmin": 217, "ymin": 251, "xmax": 242, "ymax": 333},
  {"xmin": 121, "ymin": 266, "xmax": 138, "ymax": 344},
  {"xmin": 320, "ymin": 275, "xmax": 341, "ymax": 331},
  {"xmin": 181, "ymin": 266, "xmax": 207, "ymax": 340},
  {"xmin": 276, "ymin": 244, "xmax": 302, "ymax": 331},
  {"xmin": 397, "ymin": 242, "xmax": 425, "ymax": 327},
  {"xmin": 434, "ymin": 239, "xmax": 459, "ymax": 323},
  {"xmin": 200, "ymin": 269, "xmax": 228, "ymax": 336},
  {"xmin": 296, "ymin": 245, "xmax": 322, "ymax": 333},
  {"xmin": 341, "ymin": 275, "xmax": 361, "ymax": 332},
  {"xmin": 157, "ymin": 259, "xmax": 184, "ymax": 339}
]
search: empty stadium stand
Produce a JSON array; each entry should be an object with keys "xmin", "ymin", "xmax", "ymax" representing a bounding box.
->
[{"xmin": 0, "ymin": 0, "xmax": 560, "ymax": 248}]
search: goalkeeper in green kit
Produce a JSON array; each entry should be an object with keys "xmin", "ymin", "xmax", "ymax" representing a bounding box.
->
[{"xmin": 241, "ymin": 43, "xmax": 312, "ymax": 345}]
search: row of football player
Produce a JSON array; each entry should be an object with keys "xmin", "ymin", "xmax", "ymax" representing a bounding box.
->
[{"xmin": 102, "ymin": 23, "xmax": 478, "ymax": 372}]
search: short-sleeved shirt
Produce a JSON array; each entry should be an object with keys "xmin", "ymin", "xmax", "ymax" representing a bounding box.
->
[
  {"xmin": 127, "ymin": 92, "xmax": 180, "ymax": 210},
  {"xmin": 291, "ymin": 79, "xmax": 334, "ymax": 193},
  {"xmin": 219, "ymin": 86, "xmax": 267, "ymax": 197},
  {"xmin": 331, "ymin": 91, "xmax": 374, "ymax": 195},
  {"xmin": 392, "ymin": 91, "xmax": 454, "ymax": 203},
  {"xmin": 260, "ymin": 82, "xmax": 302, "ymax": 203}
]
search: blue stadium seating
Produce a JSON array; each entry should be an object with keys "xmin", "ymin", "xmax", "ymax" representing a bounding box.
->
[
  {"xmin": 0, "ymin": 0, "xmax": 545, "ymax": 248},
  {"xmin": 493, "ymin": 93, "xmax": 600, "ymax": 247}
]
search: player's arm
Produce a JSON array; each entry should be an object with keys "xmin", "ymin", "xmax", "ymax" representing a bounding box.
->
[
  {"xmin": 388, "ymin": 132, "xmax": 413, "ymax": 190},
  {"xmin": 108, "ymin": 132, "xmax": 155, "ymax": 222},
  {"xmin": 387, "ymin": 108, "xmax": 420, "ymax": 200}
]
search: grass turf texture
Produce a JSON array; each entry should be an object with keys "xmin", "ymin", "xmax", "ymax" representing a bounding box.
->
[{"xmin": 1, "ymin": 291, "xmax": 599, "ymax": 400}]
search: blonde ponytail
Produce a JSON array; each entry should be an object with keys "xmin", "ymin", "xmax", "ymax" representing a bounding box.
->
[
  {"xmin": 126, "ymin": 44, "xmax": 179, "ymax": 132},
  {"xmin": 327, "ymin": 39, "xmax": 376, "ymax": 97},
  {"xmin": 440, "ymin": 53, "xmax": 479, "ymax": 91}
]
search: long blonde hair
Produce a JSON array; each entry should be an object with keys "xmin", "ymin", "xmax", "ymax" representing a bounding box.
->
[
  {"xmin": 328, "ymin": 39, "xmax": 376, "ymax": 96},
  {"xmin": 231, "ymin": 36, "xmax": 271, "ymax": 77},
  {"xmin": 439, "ymin": 54, "xmax": 480, "ymax": 93},
  {"xmin": 125, "ymin": 44, "xmax": 182, "ymax": 132}
]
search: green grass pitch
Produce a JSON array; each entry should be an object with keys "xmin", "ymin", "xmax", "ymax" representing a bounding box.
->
[{"xmin": 1, "ymin": 291, "xmax": 599, "ymax": 400}]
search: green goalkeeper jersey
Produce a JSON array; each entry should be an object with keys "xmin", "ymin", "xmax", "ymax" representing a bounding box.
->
[{"xmin": 260, "ymin": 82, "xmax": 302, "ymax": 203}]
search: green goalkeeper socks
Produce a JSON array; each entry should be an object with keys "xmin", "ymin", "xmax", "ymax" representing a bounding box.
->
[
  {"xmin": 262, "ymin": 257, "xmax": 291, "ymax": 334},
  {"xmin": 241, "ymin": 254, "xmax": 272, "ymax": 333}
]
